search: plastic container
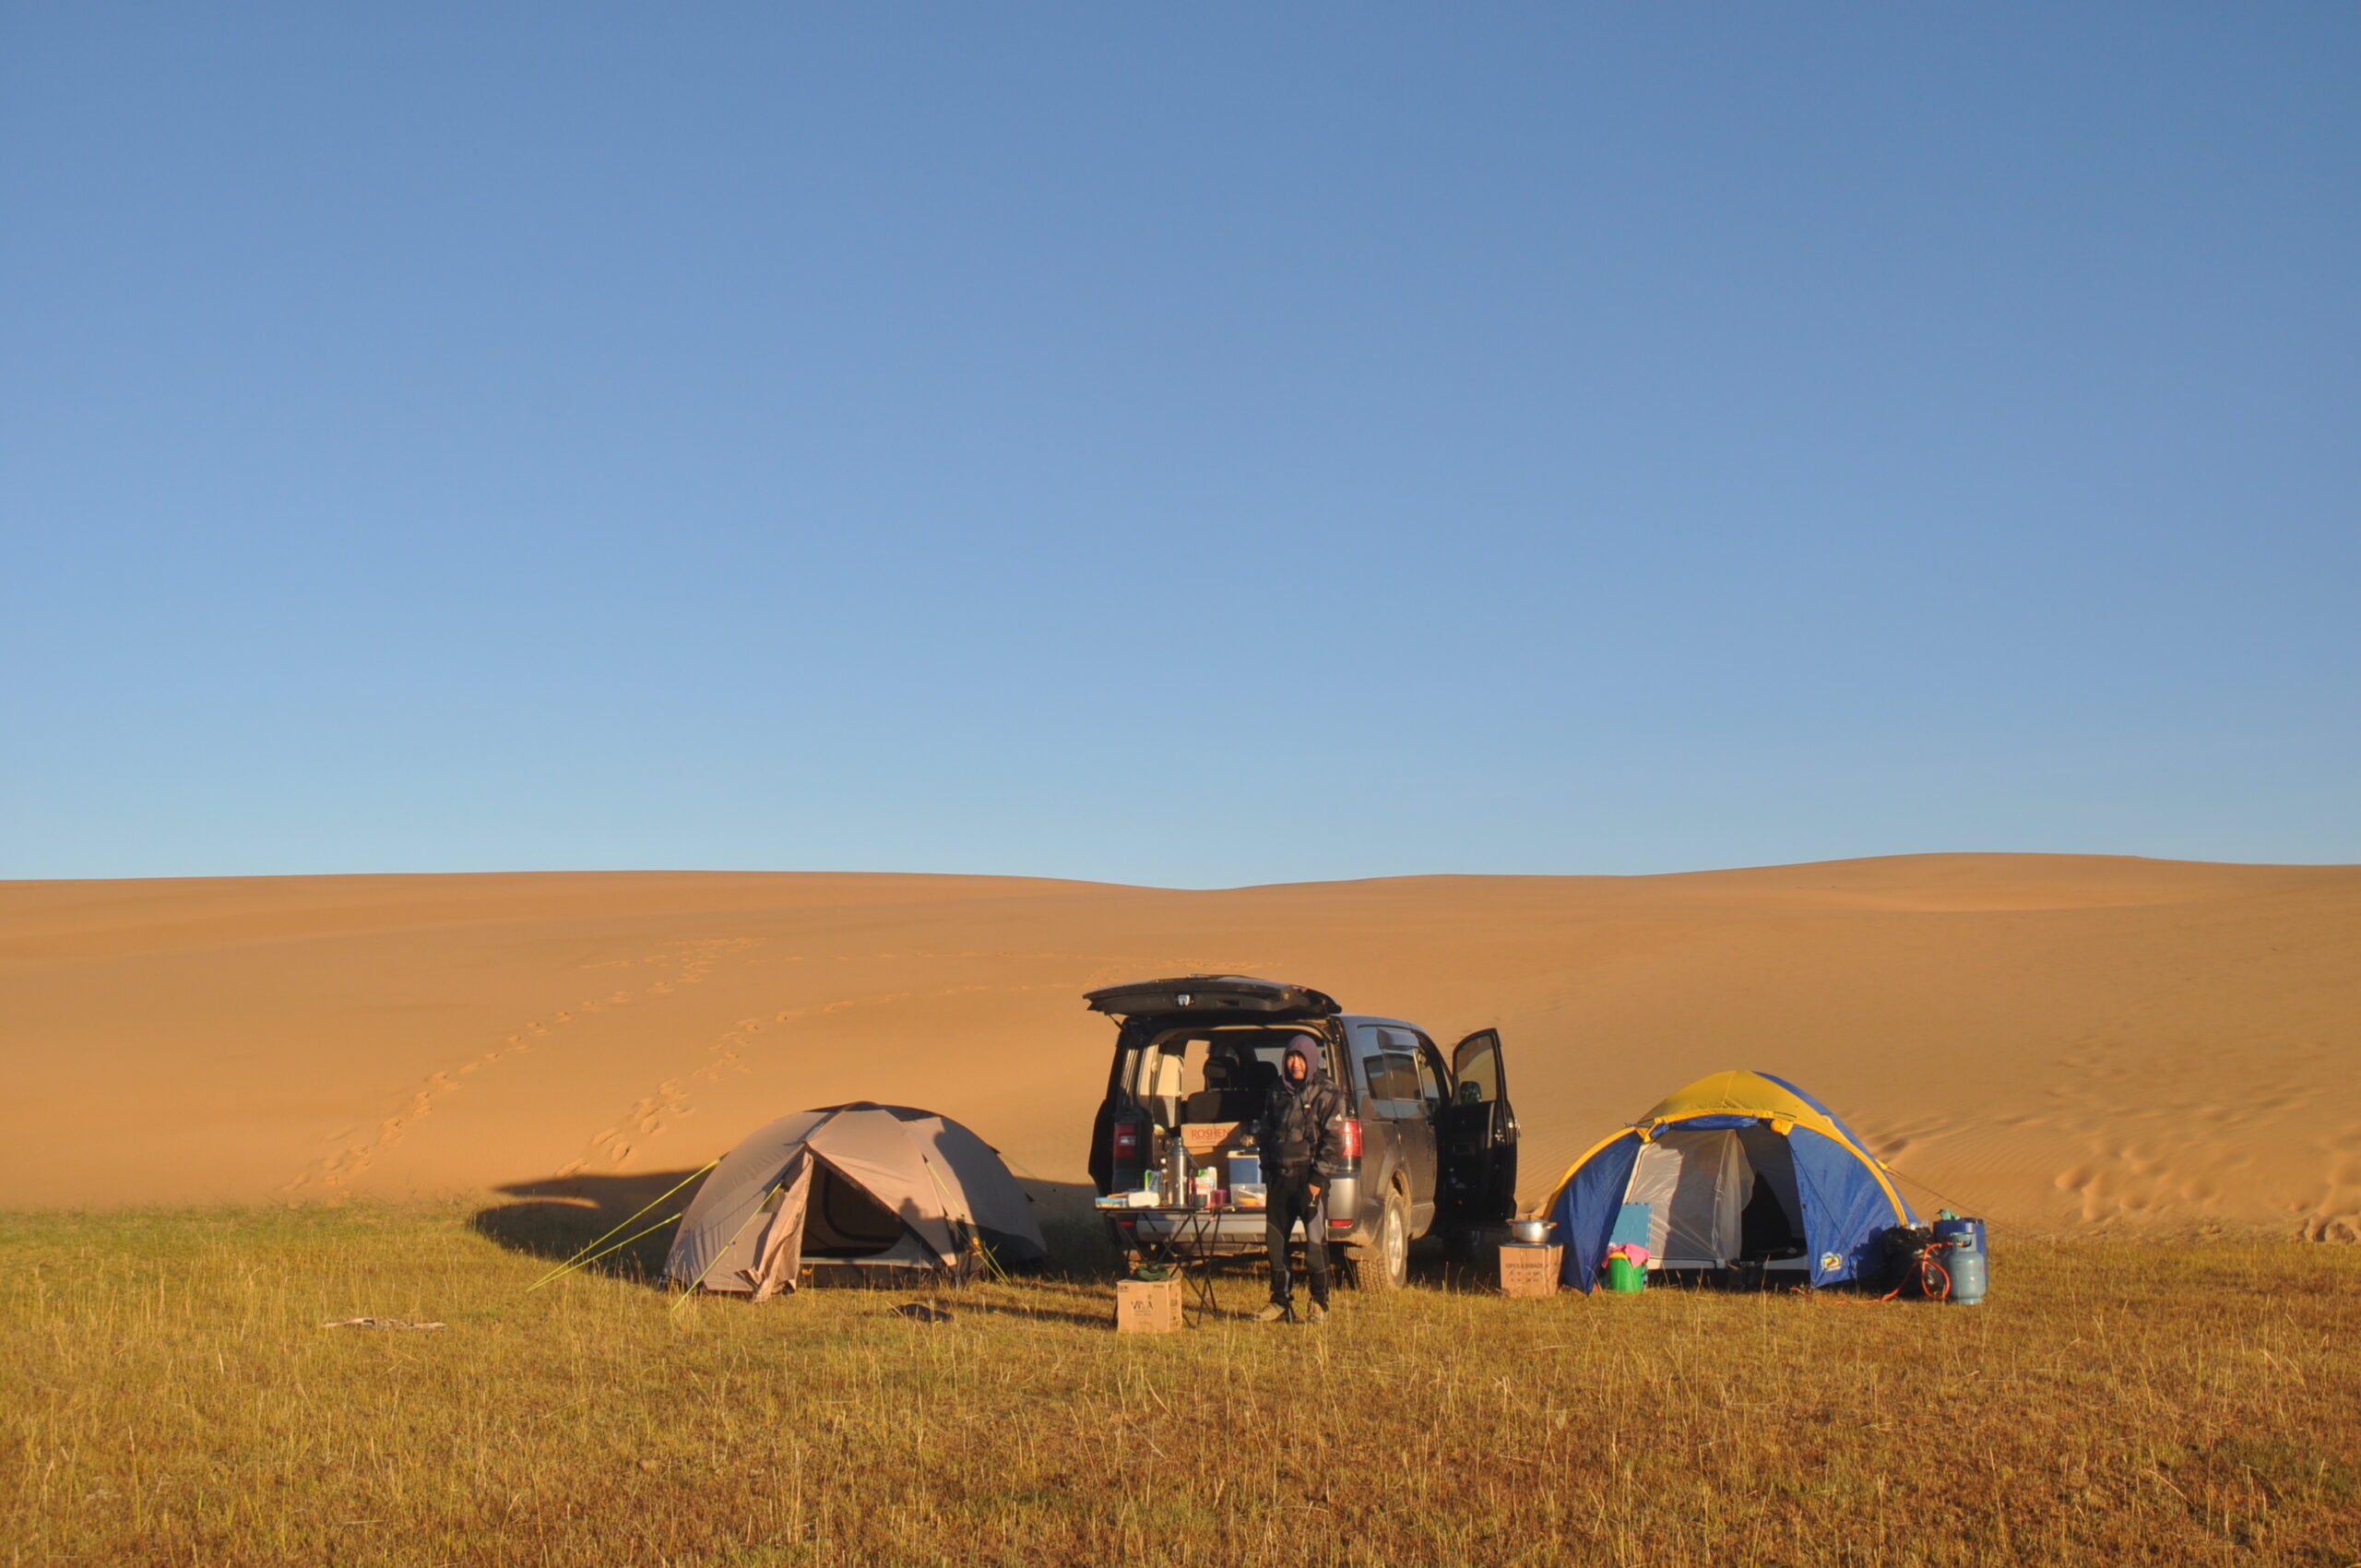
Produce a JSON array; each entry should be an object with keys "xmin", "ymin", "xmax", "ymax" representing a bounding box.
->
[
  {"xmin": 1932, "ymin": 1217, "xmax": 1987, "ymax": 1305},
  {"xmin": 1605, "ymin": 1255, "xmax": 1646, "ymax": 1293}
]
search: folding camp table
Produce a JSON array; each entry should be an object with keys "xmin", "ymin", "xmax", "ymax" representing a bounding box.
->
[{"xmin": 1124, "ymin": 1206, "xmax": 1230, "ymax": 1324}]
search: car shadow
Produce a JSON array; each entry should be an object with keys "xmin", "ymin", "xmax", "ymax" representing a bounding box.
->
[
  {"xmin": 955, "ymin": 1278, "xmax": 1122, "ymax": 1329},
  {"xmin": 1410, "ymin": 1237, "xmax": 1496, "ymax": 1291},
  {"xmin": 1023, "ymin": 1178, "xmax": 1127, "ymax": 1282}
]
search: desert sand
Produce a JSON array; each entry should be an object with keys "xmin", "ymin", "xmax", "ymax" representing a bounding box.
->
[{"xmin": 3, "ymin": 854, "xmax": 2355, "ymax": 1239}]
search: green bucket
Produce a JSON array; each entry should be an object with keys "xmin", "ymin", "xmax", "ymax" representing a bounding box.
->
[{"xmin": 1605, "ymin": 1256, "xmax": 1646, "ymax": 1293}]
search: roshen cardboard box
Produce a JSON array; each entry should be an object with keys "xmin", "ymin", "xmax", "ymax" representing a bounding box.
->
[
  {"xmin": 1498, "ymin": 1242, "xmax": 1562, "ymax": 1299},
  {"xmin": 1115, "ymin": 1277, "xmax": 1184, "ymax": 1334}
]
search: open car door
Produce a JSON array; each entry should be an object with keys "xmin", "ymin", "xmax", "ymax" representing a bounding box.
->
[{"xmin": 1436, "ymin": 1028, "xmax": 1518, "ymax": 1230}]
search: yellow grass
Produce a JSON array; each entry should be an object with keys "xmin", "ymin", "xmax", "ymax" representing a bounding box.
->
[{"xmin": 5, "ymin": 1206, "xmax": 2356, "ymax": 1566}]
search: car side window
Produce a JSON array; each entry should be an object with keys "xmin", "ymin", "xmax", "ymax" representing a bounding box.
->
[
  {"xmin": 1414, "ymin": 1041, "xmax": 1448, "ymax": 1117},
  {"xmin": 1353, "ymin": 1025, "xmax": 1424, "ymax": 1120},
  {"xmin": 1455, "ymin": 1041, "xmax": 1500, "ymax": 1103}
]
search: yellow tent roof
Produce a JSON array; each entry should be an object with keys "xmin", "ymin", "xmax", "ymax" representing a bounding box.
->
[
  {"xmin": 1640, "ymin": 1069, "xmax": 1831, "ymax": 1133},
  {"xmin": 1545, "ymin": 1069, "xmax": 1911, "ymax": 1218}
]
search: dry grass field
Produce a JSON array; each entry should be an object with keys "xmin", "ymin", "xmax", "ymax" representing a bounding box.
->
[{"xmin": 6, "ymin": 1206, "xmax": 2356, "ymax": 1567}]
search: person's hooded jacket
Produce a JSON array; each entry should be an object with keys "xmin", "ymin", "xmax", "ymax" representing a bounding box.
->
[{"xmin": 1255, "ymin": 1033, "xmax": 1349, "ymax": 1180}]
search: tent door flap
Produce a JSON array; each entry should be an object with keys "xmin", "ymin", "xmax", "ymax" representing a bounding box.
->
[{"xmin": 1623, "ymin": 1128, "xmax": 1754, "ymax": 1267}]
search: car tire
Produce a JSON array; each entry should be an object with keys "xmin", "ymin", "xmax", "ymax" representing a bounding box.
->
[{"xmin": 1357, "ymin": 1190, "xmax": 1410, "ymax": 1291}]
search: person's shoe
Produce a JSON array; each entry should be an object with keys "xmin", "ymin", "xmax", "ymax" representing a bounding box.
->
[
  {"xmin": 1304, "ymin": 1301, "xmax": 1328, "ymax": 1324},
  {"xmin": 1253, "ymin": 1302, "xmax": 1289, "ymax": 1324}
]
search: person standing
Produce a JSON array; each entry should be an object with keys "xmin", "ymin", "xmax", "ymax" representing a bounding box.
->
[{"xmin": 1253, "ymin": 1033, "xmax": 1347, "ymax": 1324}]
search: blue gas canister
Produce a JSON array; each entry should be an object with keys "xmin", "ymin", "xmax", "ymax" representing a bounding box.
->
[{"xmin": 1932, "ymin": 1216, "xmax": 1987, "ymax": 1305}]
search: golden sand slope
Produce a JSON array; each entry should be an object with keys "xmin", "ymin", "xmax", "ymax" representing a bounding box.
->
[{"xmin": 2, "ymin": 856, "xmax": 2355, "ymax": 1238}]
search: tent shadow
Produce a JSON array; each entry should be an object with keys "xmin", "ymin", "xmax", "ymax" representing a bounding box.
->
[{"xmin": 470, "ymin": 1168, "xmax": 716, "ymax": 1289}]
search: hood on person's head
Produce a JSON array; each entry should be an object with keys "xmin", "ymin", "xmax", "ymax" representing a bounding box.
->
[{"xmin": 1281, "ymin": 1034, "xmax": 1321, "ymax": 1082}]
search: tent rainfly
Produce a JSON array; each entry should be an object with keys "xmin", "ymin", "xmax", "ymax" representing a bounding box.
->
[
  {"xmin": 1545, "ymin": 1071, "xmax": 1917, "ymax": 1290},
  {"xmin": 664, "ymin": 1102, "xmax": 1047, "ymax": 1297}
]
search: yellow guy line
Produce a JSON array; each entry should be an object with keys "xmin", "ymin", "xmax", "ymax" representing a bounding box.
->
[
  {"xmin": 528, "ymin": 1213, "xmax": 685, "ymax": 1289},
  {"xmin": 527, "ymin": 1158, "xmax": 718, "ymax": 1291}
]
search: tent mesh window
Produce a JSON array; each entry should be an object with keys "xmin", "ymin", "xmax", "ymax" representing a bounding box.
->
[{"xmin": 803, "ymin": 1164, "xmax": 908, "ymax": 1257}]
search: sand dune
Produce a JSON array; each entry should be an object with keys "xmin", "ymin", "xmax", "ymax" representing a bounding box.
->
[{"xmin": 4, "ymin": 855, "xmax": 2356, "ymax": 1240}]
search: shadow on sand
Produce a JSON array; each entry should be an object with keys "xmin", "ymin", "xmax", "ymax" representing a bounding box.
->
[{"xmin": 470, "ymin": 1168, "xmax": 716, "ymax": 1287}]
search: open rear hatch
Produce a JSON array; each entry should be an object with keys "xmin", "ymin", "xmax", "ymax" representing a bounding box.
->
[{"xmin": 1085, "ymin": 975, "xmax": 1341, "ymax": 1021}]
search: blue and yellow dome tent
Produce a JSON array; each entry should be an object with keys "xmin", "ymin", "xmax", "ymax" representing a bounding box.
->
[{"xmin": 1547, "ymin": 1071, "xmax": 1916, "ymax": 1290}]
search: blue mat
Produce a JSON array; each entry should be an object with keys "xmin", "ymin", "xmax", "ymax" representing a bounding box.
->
[{"xmin": 1608, "ymin": 1202, "xmax": 1654, "ymax": 1247}]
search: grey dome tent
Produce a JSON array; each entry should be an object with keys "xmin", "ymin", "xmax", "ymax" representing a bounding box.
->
[{"xmin": 664, "ymin": 1102, "xmax": 1046, "ymax": 1298}]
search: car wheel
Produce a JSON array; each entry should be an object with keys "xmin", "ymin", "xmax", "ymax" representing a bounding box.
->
[{"xmin": 1359, "ymin": 1191, "xmax": 1410, "ymax": 1291}]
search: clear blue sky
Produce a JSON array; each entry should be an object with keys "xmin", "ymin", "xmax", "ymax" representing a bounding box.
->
[{"xmin": 5, "ymin": 6, "xmax": 2355, "ymax": 885}]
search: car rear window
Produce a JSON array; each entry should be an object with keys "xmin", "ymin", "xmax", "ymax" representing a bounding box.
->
[{"xmin": 1125, "ymin": 1027, "xmax": 1323, "ymax": 1103}]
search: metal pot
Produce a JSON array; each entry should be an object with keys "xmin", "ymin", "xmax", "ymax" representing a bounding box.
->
[{"xmin": 1508, "ymin": 1218, "xmax": 1552, "ymax": 1245}]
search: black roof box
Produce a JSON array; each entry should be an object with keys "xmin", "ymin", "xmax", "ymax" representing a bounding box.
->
[{"xmin": 1083, "ymin": 975, "xmax": 1340, "ymax": 1021}]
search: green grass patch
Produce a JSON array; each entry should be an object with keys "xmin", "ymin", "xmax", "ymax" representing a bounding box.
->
[{"xmin": 5, "ymin": 1206, "xmax": 2357, "ymax": 1565}]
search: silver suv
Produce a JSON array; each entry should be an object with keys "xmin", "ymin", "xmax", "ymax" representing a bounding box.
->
[{"xmin": 1085, "ymin": 976, "xmax": 1520, "ymax": 1289}]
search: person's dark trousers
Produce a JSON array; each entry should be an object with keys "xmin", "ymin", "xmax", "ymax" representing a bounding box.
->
[{"xmin": 1265, "ymin": 1167, "xmax": 1330, "ymax": 1309}]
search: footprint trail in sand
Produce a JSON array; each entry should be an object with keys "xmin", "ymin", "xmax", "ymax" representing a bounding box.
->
[{"xmin": 285, "ymin": 938, "xmax": 761, "ymax": 1193}]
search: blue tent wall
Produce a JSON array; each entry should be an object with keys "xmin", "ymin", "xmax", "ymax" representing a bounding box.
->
[
  {"xmin": 1758, "ymin": 1073, "xmax": 1919, "ymax": 1228},
  {"xmin": 1548, "ymin": 1131, "xmax": 1643, "ymax": 1292},
  {"xmin": 1787, "ymin": 1125, "xmax": 1902, "ymax": 1285}
]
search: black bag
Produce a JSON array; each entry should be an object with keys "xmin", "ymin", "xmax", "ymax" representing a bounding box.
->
[{"xmin": 1871, "ymin": 1223, "xmax": 1940, "ymax": 1298}]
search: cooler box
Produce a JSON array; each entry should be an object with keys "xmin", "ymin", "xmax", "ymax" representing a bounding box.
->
[{"xmin": 1228, "ymin": 1152, "xmax": 1264, "ymax": 1208}]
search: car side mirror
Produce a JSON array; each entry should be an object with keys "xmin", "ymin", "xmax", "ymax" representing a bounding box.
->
[{"xmin": 1457, "ymin": 1082, "xmax": 1484, "ymax": 1105}]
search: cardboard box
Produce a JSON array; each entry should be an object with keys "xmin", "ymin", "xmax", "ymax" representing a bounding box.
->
[
  {"xmin": 1115, "ymin": 1278, "xmax": 1185, "ymax": 1334},
  {"xmin": 1180, "ymin": 1122, "xmax": 1240, "ymax": 1154},
  {"xmin": 1499, "ymin": 1242, "xmax": 1562, "ymax": 1299}
]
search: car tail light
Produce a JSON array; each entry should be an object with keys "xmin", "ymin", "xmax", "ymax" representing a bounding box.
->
[
  {"xmin": 1329, "ymin": 1216, "xmax": 1355, "ymax": 1229},
  {"xmin": 1337, "ymin": 1118, "xmax": 1362, "ymax": 1160},
  {"xmin": 1112, "ymin": 1121, "xmax": 1140, "ymax": 1159}
]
